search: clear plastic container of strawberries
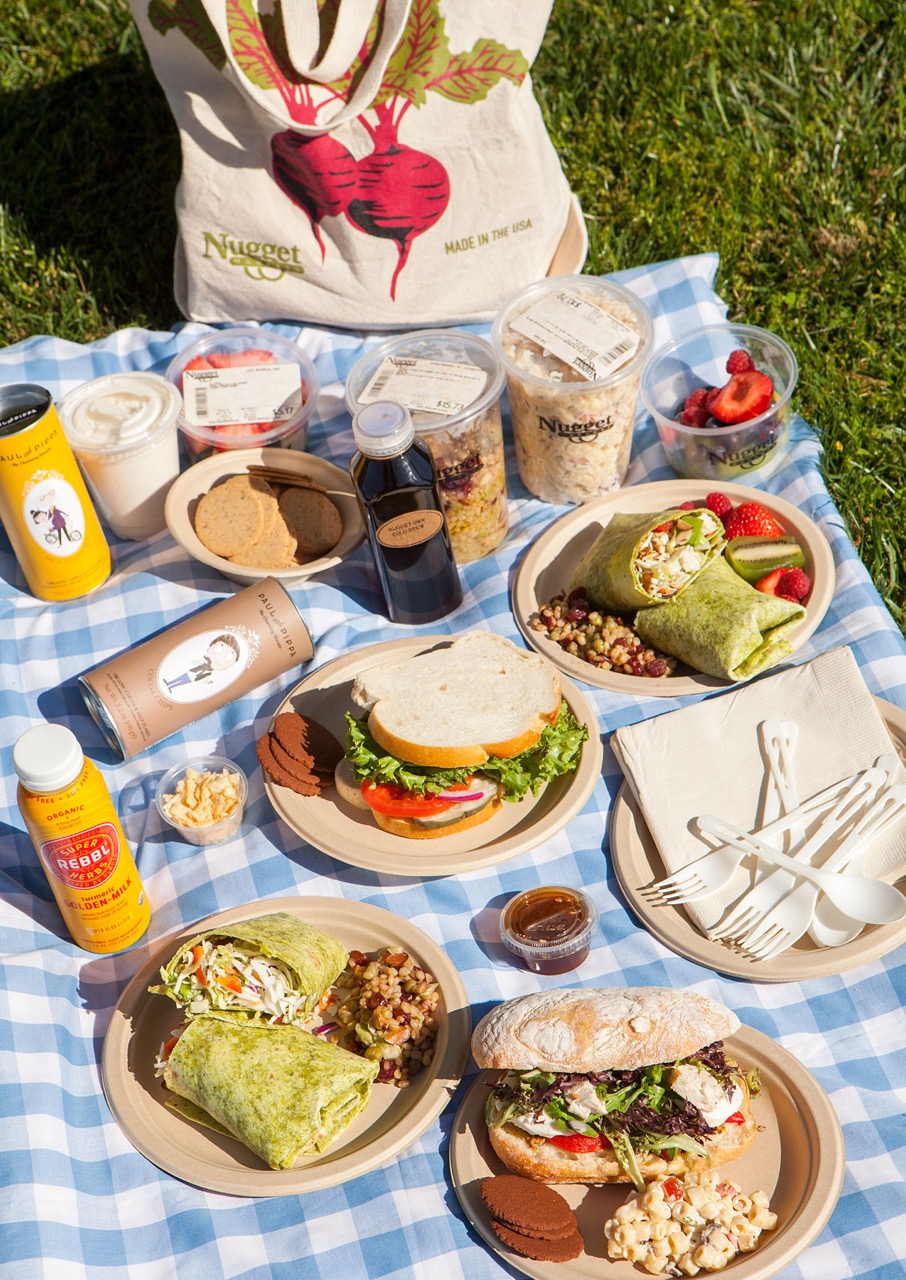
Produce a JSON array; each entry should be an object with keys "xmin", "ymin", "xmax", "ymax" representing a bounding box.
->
[
  {"xmin": 166, "ymin": 327, "xmax": 319, "ymax": 460},
  {"xmin": 640, "ymin": 323, "xmax": 798, "ymax": 482}
]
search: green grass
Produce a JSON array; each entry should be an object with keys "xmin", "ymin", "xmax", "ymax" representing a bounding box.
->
[{"xmin": 1, "ymin": 0, "xmax": 904, "ymax": 627}]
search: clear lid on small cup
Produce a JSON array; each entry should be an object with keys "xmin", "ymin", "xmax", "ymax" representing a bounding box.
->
[
  {"xmin": 155, "ymin": 755, "xmax": 248, "ymax": 846},
  {"xmin": 499, "ymin": 885, "xmax": 598, "ymax": 971},
  {"xmin": 345, "ymin": 329, "xmax": 504, "ymax": 435},
  {"xmin": 166, "ymin": 327, "xmax": 319, "ymax": 451},
  {"xmin": 59, "ymin": 372, "xmax": 181, "ymax": 455},
  {"xmin": 491, "ymin": 274, "xmax": 653, "ymax": 390}
]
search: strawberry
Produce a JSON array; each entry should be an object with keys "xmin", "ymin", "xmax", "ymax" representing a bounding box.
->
[
  {"xmin": 723, "ymin": 501, "xmax": 784, "ymax": 540},
  {"xmin": 211, "ymin": 348, "xmax": 278, "ymax": 368},
  {"xmin": 755, "ymin": 568, "xmax": 785, "ymax": 596},
  {"xmin": 705, "ymin": 386, "xmax": 721, "ymax": 414},
  {"xmin": 710, "ymin": 370, "xmax": 774, "ymax": 425},
  {"xmin": 183, "ymin": 355, "xmax": 214, "ymax": 373},
  {"xmin": 726, "ymin": 348, "xmax": 755, "ymax": 375},
  {"xmin": 705, "ymin": 491, "xmax": 733, "ymax": 519},
  {"xmin": 777, "ymin": 567, "xmax": 811, "ymax": 600}
]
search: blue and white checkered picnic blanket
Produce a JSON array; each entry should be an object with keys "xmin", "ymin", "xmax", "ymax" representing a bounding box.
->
[{"xmin": 1, "ymin": 254, "xmax": 905, "ymax": 1280}]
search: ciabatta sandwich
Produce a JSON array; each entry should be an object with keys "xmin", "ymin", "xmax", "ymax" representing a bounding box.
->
[
  {"xmin": 472, "ymin": 988, "xmax": 758, "ymax": 1190},
  {"xmin": 335, "ymin": 632, "xmax": 587, "ymax": 839}
]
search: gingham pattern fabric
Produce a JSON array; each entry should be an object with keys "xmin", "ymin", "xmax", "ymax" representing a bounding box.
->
[{"xmin": 1, "ymin": 254, "xmax": 904, "ymax": 1280}]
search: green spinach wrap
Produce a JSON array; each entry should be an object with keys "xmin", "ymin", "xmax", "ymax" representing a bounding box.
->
[
  {"xmin": 149, "ymin": 912, "xmax": 348, "ymax": 1024},
  {"xmin": 635, "ymin": 554, "xmax": 806, "ymax": 681},
  {"xmin": 162, "ymin": 1012, "xmax": 379, "ymax": 1168},
  {"xmin": 569, "ymin": 508, "xmax": 726, "ymax": 613}
]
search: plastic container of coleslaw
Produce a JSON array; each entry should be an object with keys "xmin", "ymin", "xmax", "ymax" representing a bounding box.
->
[
  {"xmin": 491, "ymin": 275, "xmax": 653, "ymax": 505},
  {"xmin": 345, "ymin": 330, "xmax": 507, "ymax": 562}
]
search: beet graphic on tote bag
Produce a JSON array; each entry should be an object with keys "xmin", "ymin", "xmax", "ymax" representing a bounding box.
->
[{"xmin": 131, "ymin": 0, "xmax": 587, "ymax": 327}]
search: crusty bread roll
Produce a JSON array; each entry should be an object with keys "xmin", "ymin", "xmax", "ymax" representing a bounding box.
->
[
  {"xmin": 475, "ymin": 988, "xmax": 753, "ymax": 1186},
  {"xmin": 350, "ymin": 632, "xmax": 562, "ymax": 768},
  {"xmin": 487, "ymin": 1089, "xmax": 756, "ymax": 1185},
  {"xmin": 371, "ymin": 795, "xmax": 501, "ymax": 839},
  {"xmin": 471, "ymin": 987, "xmax": 741, "ymax": 1074}
]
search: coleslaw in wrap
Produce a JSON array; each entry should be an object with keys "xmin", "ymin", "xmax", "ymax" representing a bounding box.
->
[
  {"xmin": 634, "ymin": 554, "xmax": 806, "ymax": 681},
  {"xmin": 149, "ymin": 912, "xmax": 348, "ymax": 1024},
  {"xmin": 569, "ymin": 508, "xmax": 725, "ymax": 613},
  {"xmin": 161, "ymin": 1012, "xmax": 378, "ymax": 1168}
]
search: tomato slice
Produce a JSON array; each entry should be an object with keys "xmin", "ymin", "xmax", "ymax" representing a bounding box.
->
[
  {"xmin": 663, "ymin": 1176, "xmax": 685, "ymax": 1201},
  {"xmin": 548, "ymin": 1133, "xmax": 610, "ymax": 1152},
  {"xmin": 723, "ymin": 1111, "xmax": 746, "ymax": 1125},
  {"xmin": 360, "ymin": 782, "xmax": 455, "ymax": 818}
]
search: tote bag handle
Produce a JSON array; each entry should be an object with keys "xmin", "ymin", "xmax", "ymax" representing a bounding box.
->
[{"xmin": 202, "ymin": 0, "xmax": 412, "ymax": 135}]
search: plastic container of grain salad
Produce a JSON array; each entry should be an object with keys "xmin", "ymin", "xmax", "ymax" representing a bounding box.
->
[
  {"xmin": 491, "ymin": 275, "xmax": 653, "ymax": 505},
  {"xmin": 345, "ymin": 330, "xmax": 508, "ymax": 563}
]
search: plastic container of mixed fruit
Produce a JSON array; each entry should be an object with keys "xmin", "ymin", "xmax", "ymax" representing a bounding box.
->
[
  {"xmin": 166, "ymin": 328, "xmax": 319, "ymax": 459},
  {"xmin": 640, "ymin": 323, "xmax": 798, "ymax": 482}
]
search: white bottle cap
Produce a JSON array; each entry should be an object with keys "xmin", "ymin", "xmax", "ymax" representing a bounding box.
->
[
  {"xmin": 13, "ymin": 724, "xmax": 84, "ymax": 793},
  {"xmin": 352, "ymin": 400, "xmax": 415, "ymax": 458}
]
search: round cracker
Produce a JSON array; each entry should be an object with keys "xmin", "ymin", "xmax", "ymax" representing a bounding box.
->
[
  {"xmin": 194, "ymin": 479, "xmax": 266, "ymax": 558},
  {"xmin": 278, "ymin": 487, "xmax": 343, "ymax": 556}
]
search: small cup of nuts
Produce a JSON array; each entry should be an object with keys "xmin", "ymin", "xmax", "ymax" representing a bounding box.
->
[{"xmin": 155, "ymin": 756, "xmax": 248, "ymax": 846}]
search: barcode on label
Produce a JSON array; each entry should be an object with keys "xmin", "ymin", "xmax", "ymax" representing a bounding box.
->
[
  {"xmin": 195, "ymin": 390, "xmax": 208, "ymax": 419},
  {"xmin": 367, "ymin": 370, "xmax": 393, "ymax": 398},
  {"xmin": 600, "ymin": 338, "xmax": 634, "ymax": 366}
]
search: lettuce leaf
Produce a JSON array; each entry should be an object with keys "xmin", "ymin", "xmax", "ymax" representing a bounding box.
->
[{"xmin": 345, "ymin": 702, "xmax": 588, "ymax": 802}]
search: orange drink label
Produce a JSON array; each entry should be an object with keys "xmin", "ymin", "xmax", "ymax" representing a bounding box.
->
[{"xmin": 18, "ymin": 759, "xmax": 150, "ymax": 954}]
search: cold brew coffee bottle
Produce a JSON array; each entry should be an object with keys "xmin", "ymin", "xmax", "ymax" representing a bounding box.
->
[{"xmin": 350, "ymin": 401, "xmax": 463, "ymax": 625}]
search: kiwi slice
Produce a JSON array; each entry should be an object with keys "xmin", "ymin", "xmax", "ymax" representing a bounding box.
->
[{"xmin": 725, "ymin": 535, "xmax": 805, "ymax": 583}]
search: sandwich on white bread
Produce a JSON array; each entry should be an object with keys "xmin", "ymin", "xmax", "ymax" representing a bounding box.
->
[
  {"xmin": 472, "ymin": 987, "xmax": 758, "ymax": 1189},
  {"xmin": 337, "ymin": 632, "xmax": 587, "ymax": 839}
]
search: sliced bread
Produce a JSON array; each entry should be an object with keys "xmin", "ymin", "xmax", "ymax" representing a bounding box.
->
[{"xmin": 351, "ymin": 632, "xmax": 562, "ymax": 767}]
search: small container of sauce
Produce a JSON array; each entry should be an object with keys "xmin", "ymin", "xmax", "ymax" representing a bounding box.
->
[{"xmin": 499, "ymin": 885, "xmax": 598, "ymax": 974}]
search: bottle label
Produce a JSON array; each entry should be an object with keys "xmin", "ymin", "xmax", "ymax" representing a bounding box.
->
[
  {"xmin": 376, "ymin": 510, "xmax": 445, "ymax": 548},
  {"xmin": 40, "ymin": 822, "xmax": 120, "ymax": 890}
]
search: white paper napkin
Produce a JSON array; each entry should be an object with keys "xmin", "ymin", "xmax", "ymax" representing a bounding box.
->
[{"xmin": 611, "ymin": 647, "xmax": 906, "ymax": 931}]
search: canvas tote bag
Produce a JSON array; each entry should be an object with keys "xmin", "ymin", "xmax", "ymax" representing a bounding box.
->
[{"xmin": 129, "ymin": 0, "xmax": 587, "ymax": 328}]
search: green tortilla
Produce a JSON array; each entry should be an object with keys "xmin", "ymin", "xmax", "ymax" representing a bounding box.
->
[
  {"xmin": 569, "ymin": 508, "xmax": 725, "ymax": 613},
  {"xmin": 148, "ymin": 912, "xmax": 348, "ymax": 1017},
  {"xmin": 635, "ymin": 554, "xmax": 806, "ymax": 681},
  {"xmin": 163, "ymin": 1012, "xmax": 379, "ymax": 1169}
]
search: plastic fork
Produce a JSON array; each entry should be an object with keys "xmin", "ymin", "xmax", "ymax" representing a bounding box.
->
[
  {"xmin": 711, "ymin": 750, "xmax": 898, "ymax": 942},
  {"xmin": 737, "ymin": 783, "xmax": 906, "ymax": 958},
  {"xmin": 648, "ymin": 767, "xmax": 882, "ymax": 907}
]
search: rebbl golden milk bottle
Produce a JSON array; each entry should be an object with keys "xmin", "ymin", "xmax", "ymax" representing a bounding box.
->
[
  {"xmin": 14, "ymin": 724, "xmax": 150, "ymax": 953},
  {"xmin": 0, "ymin": 384, "xmax": 110, "ymax": 600}
]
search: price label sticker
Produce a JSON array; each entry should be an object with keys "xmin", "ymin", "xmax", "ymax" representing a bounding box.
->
[
  {"xmin": 359, "ymin": 357, "xmax": 487, "ymax": 416},
  {"xmin": 183, "ymin": 364, "xmax": 302, "ymax": 427},
  {"xmin": 510, "ymin": 291, "xmax": 641, "ymax": 381}
]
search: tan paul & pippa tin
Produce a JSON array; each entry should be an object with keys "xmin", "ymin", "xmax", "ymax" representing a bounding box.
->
[{"xmin": 79, "ymin": 578, "xmax": 314, "ymax": 759}]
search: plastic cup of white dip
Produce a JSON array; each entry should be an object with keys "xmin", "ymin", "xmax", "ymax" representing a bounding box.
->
[
  {"xmin": 59, "ymin": 372, "xmax": 182, "ymax": 540},
  {"xmin": 492, "ymin": 275, "xmax": 653, "ymax": 505}
]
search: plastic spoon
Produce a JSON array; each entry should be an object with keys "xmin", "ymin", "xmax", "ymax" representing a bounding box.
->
[
  {"xmin": 697, "ymin": 810, "xmax": 906, "ymax": 925},
  {"xmin": 808, "ymin": 781, "xmax": 906, "ymax": 946}
]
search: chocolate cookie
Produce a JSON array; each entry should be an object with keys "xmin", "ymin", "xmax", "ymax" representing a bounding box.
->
[
  {"xmin": 479, "ymin": 1175, "xmax": 577, "ymax": 1238},
  {"xmin": 492, "ymin": 1221, "xmax": 584, "ymax": 1262},
  {"xmin": 273, "ymin": 712, "xmax": 343, "ymax": 774},
  {"xmin": 269, "ymin": 734, "xmax": 324, "ymax": 787},
  {"xmin": 256, "ymin": 732, "xmax": 320, "ymax": 796}
]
